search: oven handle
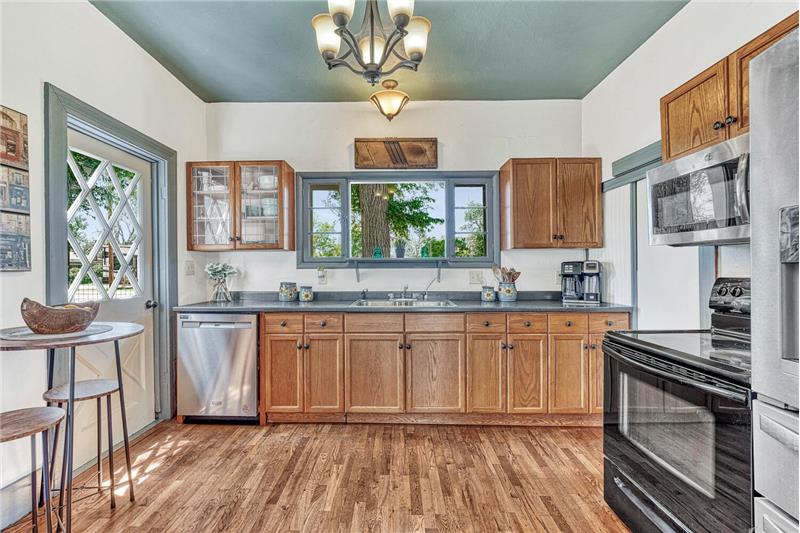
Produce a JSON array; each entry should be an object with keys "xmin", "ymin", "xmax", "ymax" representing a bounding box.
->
[
  {"xmin": 604, "ymin": 343, "xmax": 749, "ymax": 405},
  {"xmin": 734, "ymin": 153, "xmax": 750, "ymax": 223}
]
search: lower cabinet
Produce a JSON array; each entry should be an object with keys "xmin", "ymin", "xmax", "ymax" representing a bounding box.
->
[
  {"xmin": 344, "ymin": 333, "xmax": 405, "ymax": 413},
  {"xmin": 588, "ymin": 334, "xmax": 605, "ymax": 415},
  {"xmin": 406, "ymin": 333, "xmax": 466, "ymax": 413},
  {"xmin": 507, "ymin": 334, "xmax": 548, "ymax": 413},
  {"xmin": 466, "ymin": 334, "xmax": 506, "ymax": 413},
  {"xmin": 304, "ymin": 333, "xmax": 344, "ymax": 413},
  {"xmin": 548, "ymin": 334, "xmax": 589, "ymax": 414},
  {"xmin": 264, "ymin": 334, "xmax": 304, "ymax": 413}
]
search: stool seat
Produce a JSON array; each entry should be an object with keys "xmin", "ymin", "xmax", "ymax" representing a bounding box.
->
[
  {"xmin": 43, "ymin": 379, "xmax": 119, "ymax": 403},
  {"xmin": 0, "ymin": 407, "xmax": 64, "ymax": 443}
]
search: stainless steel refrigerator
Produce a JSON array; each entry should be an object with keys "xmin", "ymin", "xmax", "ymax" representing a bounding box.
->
[{"xmin": 750, "ymin": 27, "xmax": 800, "ymax": 533}]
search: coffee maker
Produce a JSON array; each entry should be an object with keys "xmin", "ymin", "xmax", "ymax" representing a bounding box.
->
[{"xmin": 561, "ymin": 260, "xmax": 602, "ymax": 306}]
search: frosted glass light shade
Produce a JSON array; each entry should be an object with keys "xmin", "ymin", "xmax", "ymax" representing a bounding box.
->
[
  {"xmin": 404, "ymin": 16, "xmax": 431, "ymax": 61},
  {"xmin": 387, "ymin": 0, "xmax": 414, "ymax": 26},
  {"xmin": 359, "ymin": 36, "xmax": 386, "ymax": 64},
  {"xmin": 370, "ymin": 80, "xmax": 409, "ymax": 121},
  {"xmin": 328, "ymin": 0, "xmax": 355, "ymax": 26},
  {"xmin": 312, "ymin": 14, "xmax": 340, "ymax": 59}
]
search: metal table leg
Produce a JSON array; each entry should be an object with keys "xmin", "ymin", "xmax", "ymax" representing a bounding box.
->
[
  {"xmin": 39, "ymin": 348, "xmax": 55, "ymax": 508},
  {"xmin": 64, "ymin": 347, "xmax": 76, "ymax": 532},
  {"xmin": 114, "ymin": 340, "xmax": 135, "ymax": 502}
]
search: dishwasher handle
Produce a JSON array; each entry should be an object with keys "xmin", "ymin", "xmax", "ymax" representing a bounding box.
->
[{"xmin": 181, "ymin": 321, "xmax": 252, "ymax": 329}]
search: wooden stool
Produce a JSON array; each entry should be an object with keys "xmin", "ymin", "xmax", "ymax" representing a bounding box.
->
[
  {"xmin": 0, "ymin": 407, "xmax": 64, "ymax": 533},
  {"xmin": 43, "ymin": 378, "xmax": 134, "ymax": 512}
]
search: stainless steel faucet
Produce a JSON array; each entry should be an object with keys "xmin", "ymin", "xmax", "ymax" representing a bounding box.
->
[
  {"xmin": 422, "ymin": 273, "xmax": 439, "ymax": 300},
  {"xmin": 360, "ymin": 288, "xmax": 368, "ymax": 300}
]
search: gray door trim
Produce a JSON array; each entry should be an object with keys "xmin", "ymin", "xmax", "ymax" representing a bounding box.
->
[{"xmin": 44, "ymin": 83, "xmax": 177, "ymax": 419}]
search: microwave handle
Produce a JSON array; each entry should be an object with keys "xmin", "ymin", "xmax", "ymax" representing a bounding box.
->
[
  {"xmin": 604, "ymin": 343, "xmax": 749, "ymax": 405},
  {"xmin": 735, "ymin": 153, "xmax": 750, "ymax": 223}
]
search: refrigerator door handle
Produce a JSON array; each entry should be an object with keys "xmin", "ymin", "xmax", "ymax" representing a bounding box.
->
[{"xmin": 734, "ymin": 153, "xmax": 750, "ymax": 223}]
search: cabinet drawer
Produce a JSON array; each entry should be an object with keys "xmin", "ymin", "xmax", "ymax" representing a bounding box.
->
[
  {"xmin": 507, "ymin": 313, "xmax": 548, "ymax": 333},
  {"xmin": 405, "ymin": 313, "xmax": 464, "ymax": 332},
  {"xmin": 589, "ymin": 313, "xmax": 629, "ymax": 333},
  {"xmin": 466, "ymin": 313, "xmax": 506, "ymax": 333},
  {"xmin": 548, "ymin": 313, "xmax": 588, "ymax": 333},
  {"xmin": 263, "ymin": 314, "xmax": 304, "ymax": 333},
  {"xmin": 345, "ymin": 313, "xmax": 403, "ymax": 333},
  {"xmin": 304, "ymin": 313, "xmax": 343, "ymax": 332}
]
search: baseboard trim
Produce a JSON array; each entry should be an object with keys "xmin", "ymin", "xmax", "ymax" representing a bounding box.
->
[{"xmin": 261, "ymin": 412, "xmax": 601, "ymax": 427}]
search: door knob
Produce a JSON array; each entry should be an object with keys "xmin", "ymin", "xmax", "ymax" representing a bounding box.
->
[{"xmin": 145, "ymin": 300, "xmax": 158, "ymax": 309}]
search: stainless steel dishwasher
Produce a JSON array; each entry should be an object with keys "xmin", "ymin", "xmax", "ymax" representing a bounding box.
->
[{"xmin": 177, "ymin": 313, "xmax": 258, "ymax": 419}]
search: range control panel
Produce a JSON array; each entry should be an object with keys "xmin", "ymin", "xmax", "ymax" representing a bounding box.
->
[{"xmin": 709, "ymin": 277, "xmax": 751, "ymax": 314}]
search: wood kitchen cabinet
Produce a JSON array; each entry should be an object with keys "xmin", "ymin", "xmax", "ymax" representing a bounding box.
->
[
  {"xmin": 548, "ymin": 334, "xmax": 589, "ymax": 414},
  {"xmin": 588, "ymin": 334, "xmax": 605, "ymax": 415},
  {"xmin": 507, "ymin": 334, "xmax": 548, "ymax": 414},
  {"xmin": 500, "ymin": 158, "xmax": 602, "ymax": 249},
  {"xmin": 660, "ymin": 12, "xmax": 798, "ymax": 161},
  {"xmin": 466, "ymin": 334, "xmax": 506, "ymax": 413},
  {"xmin": 263, "ymin": 334, "xmax": 304, "ymax": 413},
  {"xmin": 406, "ymin": 333, "xmax": 466, "ymax": 413},
  {"xmin": 187, "ymin": 160, "xmax": 295, "ymax": 251},
  {"xmin": 344, "ymin": 333, "xmax": 405, "ymax": 413},
  {"xmin": 303, "ymin": 333, "xmax": 343, "ymax": 413}
]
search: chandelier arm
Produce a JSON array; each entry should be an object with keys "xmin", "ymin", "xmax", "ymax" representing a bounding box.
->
[
  {"xmin": 378, "ymin": 27, "xmax": 408, "ymax": 67},
  {"xmin": 381, "ymin": 60, "xmax": 419, "ymax": 77},
  {"xmin": 337, "ymin": 27, "xmax": 368, "ymax": 70},
  {"xmin": 327, "ymin": 59, "xmax": 367, "ymax": 76}
]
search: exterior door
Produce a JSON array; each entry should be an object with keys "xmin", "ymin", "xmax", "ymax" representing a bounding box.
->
[{"xmin": 65, "ymin": 129, "xmax": 155, "ymax": 466}]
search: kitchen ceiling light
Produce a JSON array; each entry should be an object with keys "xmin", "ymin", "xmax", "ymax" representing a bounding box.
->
[
  {"xmin": 311, "ymin": 0, "xmax": 430, "ymax": 86},
  {"xmin": 369, "ymin": 79, "xmax": 409, "ymax": 121}
]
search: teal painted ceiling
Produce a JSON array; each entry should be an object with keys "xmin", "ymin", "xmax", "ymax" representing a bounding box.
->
[{"xmin": 91, "ymin": 0, "xmax": 686, "ymax": 103}]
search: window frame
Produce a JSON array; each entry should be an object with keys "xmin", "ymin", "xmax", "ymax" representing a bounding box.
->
[{"xmin": 296, "ymin": 171, "xmax": 500, "ymax": 269}]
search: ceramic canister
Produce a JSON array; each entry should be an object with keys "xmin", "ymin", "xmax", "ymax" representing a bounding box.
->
[
  {"xmin": 279, "ymin": 282, "xmax": 298, "ymax": 302},
  {"xmin": 299, "ymin": 286, "xmax": 314, "ymax": 302},
  {"xmin": 481, "ymin": 286, "xmax": 496, "ymax": 302},
  {"xmin": 498, "ymin": 282, "xmax": 518, "ymax": 302}
]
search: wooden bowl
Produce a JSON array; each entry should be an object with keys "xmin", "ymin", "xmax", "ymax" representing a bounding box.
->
[{"xmin": 20, "ymin": 298, "xmax": 100, "ymax": 335}]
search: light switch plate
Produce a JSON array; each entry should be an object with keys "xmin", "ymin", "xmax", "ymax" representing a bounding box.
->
[
  {"xmin": 184, "ymin": 260, "xmax": 195, "ymax": 276},
  {"xmin": 469, "ymin": 270, "xmax": 483, "ymax": 285}
]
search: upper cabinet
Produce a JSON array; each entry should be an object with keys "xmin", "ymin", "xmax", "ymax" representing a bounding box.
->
[
  {"xmin": 187, "ymin": 160, "xmax": 295, "ymax": 251},
  {"xmin": 660, "ymin": 12, "xmax": 798, "ymax": 162},
  {"xmin": 500, "ymin": 157, "xmax": 602, "ymax": 249}
]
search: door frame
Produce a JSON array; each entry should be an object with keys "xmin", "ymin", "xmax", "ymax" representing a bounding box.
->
[{"xmin": 44, "ymin": 83, "xmax": 178, "ymax": 420}]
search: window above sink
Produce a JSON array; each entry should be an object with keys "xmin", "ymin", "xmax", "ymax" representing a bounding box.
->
[{"xmin": 297, "ymin": 172, "xmax": 499, "ymax": 269}]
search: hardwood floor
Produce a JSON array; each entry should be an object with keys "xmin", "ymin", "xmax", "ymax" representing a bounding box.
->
[{"xmin": 11, "ymin": 421, "xmax": 629, "ymax": 532}]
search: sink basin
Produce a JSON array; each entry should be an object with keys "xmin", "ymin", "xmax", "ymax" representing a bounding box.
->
[{"xmin": 350, "ymin": 299, "xmax": 457, "ymax": 308}]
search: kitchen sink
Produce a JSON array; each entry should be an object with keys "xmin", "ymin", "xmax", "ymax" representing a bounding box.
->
[{"xmin": 349, "ymin": 299, "xmax": 457, "ymax": 308}]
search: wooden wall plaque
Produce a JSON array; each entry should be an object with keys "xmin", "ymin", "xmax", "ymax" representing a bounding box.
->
[{"xmin": 354, "ymin": 138, "xmax": 438, "ymax": 169}]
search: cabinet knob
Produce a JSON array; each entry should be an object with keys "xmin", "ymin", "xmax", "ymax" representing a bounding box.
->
[
  {"xmin": 229, "ymin": 236, "xmax": 235, "ymax": 242},
  {"xmin": 584, "ymin": 344, "xmax": 589, "ymax": 350},
  {"xmin": 319, "ymin": 320, "xmax": 327, "ymax": 327},
  {"xmin": 591, "ymin": 343, "xmax": 598, "ymax": 350},
  {"xmin": 552, "ymin": 234, "xmax": 558, "ymax": 240},
  {"xmin": 725, "ymin": 115, "xmax": 737, "ymax": 125},
  {"xmin": 607, "ymin": 320, "xmax": 613, "ymax": 327},
  {"xmin": 303, "ymin": 344, "xmax": 310, "ymax": 350},
  {"xmin": 296, "ymin": 343, "xmax": 303, "ymax": 349},
  {"xmin": 508, "ymin": 344, "xmax": 514, "ymax": 350},
  {"xmin": 235, "ymin": 236, "xmax": 241, "ymax": 241},
  {"xmin": 279, "ymin": 320, "xmax": 287, "ymax": 327},
  {"xmin": 483, "ymin": 320, "xmax": 491, "ymax": 327},
  {"xmin": 566, "ymin": 320, "xmax": 573, "ymax": 327},
  {"xmin": 405, "ymin": 343, "xmax": 412, "ymax": 350},
  {"xmin": 398, "ymin": 343, "xmax": 405, "ymax": 349},
  {"xmin": 559, "ymin": 235, "xmax": 565, "ymax": 240},
  {"xmin": 523, "ymin": 320, "xmax": 531, "ymax": 327},
  {"xmin": 501, "ymin": 342, "xmax": 507, "ymax": 349},
  {"xmin": 713, "ymin": 121, "xmax": 724, "ymax": 130}
]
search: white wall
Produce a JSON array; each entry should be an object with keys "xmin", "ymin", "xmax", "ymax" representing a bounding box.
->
[
  {"xmin": 0, "ymin": 1, "xmax": 206, "ymax": 526},
  {"xmin": 581, "ymin": 0, "xmax": 796, "ymax": 328},
  {"xmin": 206, "ymin": 100, "xmax": 586, "ymax": 293}
]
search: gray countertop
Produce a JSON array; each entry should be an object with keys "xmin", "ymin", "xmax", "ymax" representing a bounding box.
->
[{"xmin": 174, "ymin": 292, "xmax": 632, "ymax": 313}]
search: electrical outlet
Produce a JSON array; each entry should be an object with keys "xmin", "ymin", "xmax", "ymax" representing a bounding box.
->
[
  {"xmin": 469, "ymin": 270, "xmax": 483, "ymax": 285},
  {"xmin": 555, "ymin": 270, "xmax": 562, "ymax": 286},
  {"xmin": 184, "ymin": 260, "xmax": 195, "ymax": 276}
]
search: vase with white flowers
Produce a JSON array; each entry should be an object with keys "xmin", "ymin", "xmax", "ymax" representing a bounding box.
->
[{"xmin": 205, "ymin": 262, "xmax": 237, "ymax": 303}]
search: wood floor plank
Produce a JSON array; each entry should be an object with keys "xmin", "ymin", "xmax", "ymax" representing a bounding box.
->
[{"xmin": 8, "ymin": 421, "xmax": 630, "ymax": 533}]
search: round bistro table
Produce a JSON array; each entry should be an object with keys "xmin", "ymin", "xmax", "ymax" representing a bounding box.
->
[{"xmin": 0, "ymin": 322, "xmax": 144, "ymax": 532}]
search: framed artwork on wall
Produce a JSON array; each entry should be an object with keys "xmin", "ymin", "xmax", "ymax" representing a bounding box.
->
[{"xmin": 0, "ymin": 105, "xmax": 31, "ymax": 271}]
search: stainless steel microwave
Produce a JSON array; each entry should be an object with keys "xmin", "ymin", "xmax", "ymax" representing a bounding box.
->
[{"xmin": 647, "ymin": 134, "xmax": 750, "ymax": 246}]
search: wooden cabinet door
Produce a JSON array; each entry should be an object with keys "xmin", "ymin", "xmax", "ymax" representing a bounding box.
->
[
  {"xmin": 265, "ymin": 334, "xmax": 303, "ymax": 413},
  {"xmin": 727, "ymin": 13, "xmax": 799, "ymax": 137},
  {"xmin": 507, "ymin": 334, "xmax": 547, "ymax": 414},
  {"xmin": 233, "ymin": 161, "xmax": 295, "ymax": 251},
  {"xmin": 345, "ymin": 334, "xmax": 405, "ymax": 413},
  {"xmin": 406, "ymin": 334, "xmax": 465, "ymax": 413},
  {"xmin": 660, "ymin": 59, "xmax": 729, "ymax": 162},
  {"xmin": 500, "ymin": 159, "xmax": 556, "ymax": 249},
  {"xmin": 548, "ymin": 334, "xmax": 589, "ymax": 414},
  {"xmin": 304, "ymin": 333, "xmax": 343, "ymax": 413},
  {"xmin": 588, "ymin": 334, "xmax": 605, "ymax": 415},
  {"xmin": 186, "ymin": 161, "xmax": 235, "ymax": 251},
  {"xmin": 466, "ymin": 334, "xmax": 506, "ymax": 413},
  {"xmin": 555, "ymin": 159, "xmax": 602, "ymax": 248}
]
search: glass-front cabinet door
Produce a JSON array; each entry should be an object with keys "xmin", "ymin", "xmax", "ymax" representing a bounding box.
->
[
  {"xmin": 236, "ymin": 162, "xmax": 281, "ymax": 249},
  {"xmin": 188, "ymin": 162, "xmax": 234, "ymax": 250}
]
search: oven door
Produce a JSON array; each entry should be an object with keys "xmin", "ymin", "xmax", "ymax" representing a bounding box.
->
[
  {"xmin": 647, "ymin": 135, "xmax": 750, "ymax": 246},
  {"xmin": 603, "ymin": 339, "xmax": 752, "ymax": 533}
]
